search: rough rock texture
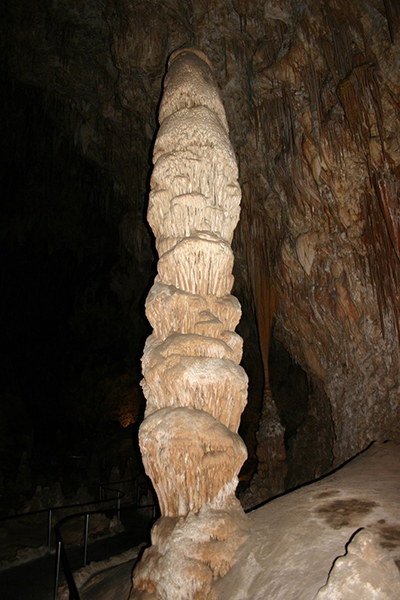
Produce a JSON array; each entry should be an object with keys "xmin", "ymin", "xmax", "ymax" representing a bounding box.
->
[
  {"xmin": 241, "ymin": 385, "xmax": 286, "ymax": 507},
  {"xmin": 314, "ymin": 529, "xmax": 400, "ymax": 600},
  {"xmin": 247, "ymin": 0, "xmax": 400, "ymax": 470},
  {"xmin": 215, "ymin": 442, "xmax": 400, "ymax": 600},
  {"xmin": 131, "ymin": 48, "xmax": 249, "ymax": 600},
  {"xmin": 228, "ymin": 0, "xmax": 400, "ymax": 494}
]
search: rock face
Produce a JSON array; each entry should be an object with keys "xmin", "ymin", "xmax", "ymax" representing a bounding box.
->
[
  {"xmin": 248, "ymin": 0, "xmax": 400, "ymax": 470},
  {"xmin": 131, "ymin": 48, "xmax": 249, "ymax": 600},
  {"xmin": 314, "ymin": 529, "xmax": 400, "ymax": 600}
]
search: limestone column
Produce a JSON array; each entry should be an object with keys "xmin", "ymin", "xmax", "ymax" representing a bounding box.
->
[{"xmin": 131, "ymin": 48, "xmax": 249, "ymax": 600}]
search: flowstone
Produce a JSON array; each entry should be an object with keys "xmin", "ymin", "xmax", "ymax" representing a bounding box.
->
[
  {"xmin": 130, "ymin": 48, "xmax": 249, "ymax": 600},
  {"xmin": 314, "ymin": 529, "xmax": 400, "ymax": 600}
]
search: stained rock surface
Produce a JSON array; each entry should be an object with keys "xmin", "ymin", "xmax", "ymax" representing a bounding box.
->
[
  {"xmin": 314, "ymin": 529, "xmax": 400, "ymax": 600},
  {"xmin": 216, "ymin": 442, "xmax": 400, "ymax": 600}
]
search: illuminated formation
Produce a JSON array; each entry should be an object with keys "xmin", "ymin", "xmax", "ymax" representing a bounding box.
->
[{"xmin": 131, "ymin": 48, "xmax": 249, "ymax": 599}]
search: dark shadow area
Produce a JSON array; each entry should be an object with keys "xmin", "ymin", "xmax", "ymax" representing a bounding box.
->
[
  {"xmin": 269, "ymin": 333, "xmax": 335, "ymax": 491},
  {"xmin": 0, "ymin": 75, "xmax": 153, "ymax": 509}
]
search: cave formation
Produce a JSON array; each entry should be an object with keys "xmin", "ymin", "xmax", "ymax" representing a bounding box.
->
[
  {"xmin": 0, "ymin": 0, "xmax": 400, "ymax": 592},
  {"xmin": 131, "ymin": 47, "xmax": 249, "ymax": 598}
]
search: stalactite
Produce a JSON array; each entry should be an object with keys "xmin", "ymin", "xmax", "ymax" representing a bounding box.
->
[
  {"xmin": 237, "ymin": 192, "xmax": 286, "ymax": 508},
  {"xmin": 130, "ymin": 48, "xmax": 249, "ymax": 600},
  {"xmin": 303, "ymin": 59, "xmax": 322, "ymax": 148},
  {"xmin": 363, "ymin": 169, "xmax": 400, "ymax": 338},
  {"xmin": 383, "ymin": 0, "xmax": 400, "ymax": 43}
]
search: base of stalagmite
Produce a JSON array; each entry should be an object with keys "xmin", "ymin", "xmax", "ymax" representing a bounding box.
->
[{"xmin": 130, "ymin": 496, "xmax": 248, "ymax": 600}]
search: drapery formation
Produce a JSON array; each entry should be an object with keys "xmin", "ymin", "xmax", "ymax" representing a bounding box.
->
[{"xmin": 131, "ymin": 48, "xmax": 249, "ymax": 600}]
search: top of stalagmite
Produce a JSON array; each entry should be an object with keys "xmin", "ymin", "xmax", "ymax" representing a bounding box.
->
[
  {"xmin": 159, "ymin": 46, "xmax": 229, "ymax": 132},
  {"xmin": 168, "ymin": 47, "xmax": 214, "ymax": 71}
]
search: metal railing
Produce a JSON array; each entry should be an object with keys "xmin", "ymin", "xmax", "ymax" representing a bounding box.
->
[
  {"xmin": 0, "ymin": 485, "xmax": 125, "ymax": 552},
  {"xmin": 53, "ymin": 486, "xmax": 126, "ymax": 600},
  {"xmin": 53, "ymin": 480, "xmax": 156, "ymax": 599},
  {"xmin": 1, "ymin": 476, "xmax": 157, "ymax": 599}
]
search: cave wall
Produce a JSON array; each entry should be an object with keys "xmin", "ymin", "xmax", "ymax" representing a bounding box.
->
[
  {"xmin": 249, "ymin": 0, "xmax": 400, "ymax": 466},
  {"xmin": 1, "ymin": 0, "xmax": 399, "ymax": 501}
]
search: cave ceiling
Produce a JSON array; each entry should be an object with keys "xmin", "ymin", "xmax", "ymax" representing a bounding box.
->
[{"xmin": 1, "ymin": 0, "xmax": 400, "ymax": 482}]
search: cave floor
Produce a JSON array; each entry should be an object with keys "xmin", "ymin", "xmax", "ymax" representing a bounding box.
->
[
  {"xmin": 3, "ymin": 444, "xmax": 399, "ymax": 599},
  {"xmin": 216, "ymin": 441, "xmax": 400, "ymax": 600}
]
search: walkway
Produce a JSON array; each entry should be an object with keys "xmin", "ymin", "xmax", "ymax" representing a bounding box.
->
[{"xmin": 0, "ymin": 507, "xmax": 153, "ymax": 600}]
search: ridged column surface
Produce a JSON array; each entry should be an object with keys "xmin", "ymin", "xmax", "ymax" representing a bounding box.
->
[{"xmin": 131, "ymin": 47, "xmax": 249, "ymax": 600}]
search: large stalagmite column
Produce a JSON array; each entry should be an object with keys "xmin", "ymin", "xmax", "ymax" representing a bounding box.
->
[{"xmin": 131, "ymin": 48, "xmax": 249, "ymax": 600}]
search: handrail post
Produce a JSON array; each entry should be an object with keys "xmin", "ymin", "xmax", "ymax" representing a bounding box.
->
[
  {"xmin": 47, "ymin": 509, "xmax": 52, "ymax": 549},
  {"xmin": 83, "ymin": 513, "xmax": 89, "ymax": 566},
  {"xmin": 54, "ymin": 539, "xmax": 61, "ymax": 600}
]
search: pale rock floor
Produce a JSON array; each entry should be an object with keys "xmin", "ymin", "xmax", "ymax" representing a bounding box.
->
[
  {"xmin": 217, "ymin": 441, "xmax": 400, "ymax": 600},
  {"xmin": 74, "ymin": 442, "xmax": 400, "ymax": 600}
]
